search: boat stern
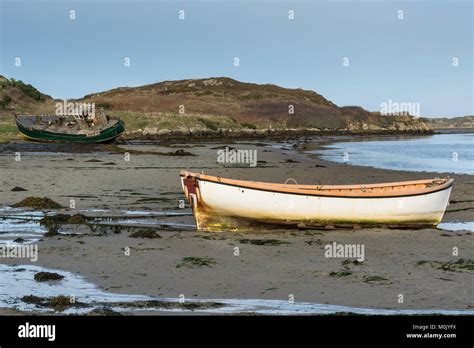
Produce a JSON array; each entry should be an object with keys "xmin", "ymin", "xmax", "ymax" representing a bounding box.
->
[{"xmin": 180, "ymin": 171, "xmax": 199, "ymax": 203}]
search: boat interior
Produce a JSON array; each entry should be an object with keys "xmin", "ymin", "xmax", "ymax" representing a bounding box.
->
[{"xmin": 16, "ymin": 115, "xmax": 117, "ymax": 134}]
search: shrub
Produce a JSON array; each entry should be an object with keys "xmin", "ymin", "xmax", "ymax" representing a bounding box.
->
[
  {"xmin": 198, "ymin": 118, "xmax": 218, "ymax": 130},
  {"xmin": 241, "ymin": 123, "xmax": 257, "ymax": 129},
  {"xmin": 96, "ymin": 102, "xmax": 113, "ymax": 110},
  {"xmin": 3, "ymin": 94, "xmax": 12, "ymax": 105},
  {"xmin": 1, "ymin": 78, "xmax": 45, "ymax": 101}
]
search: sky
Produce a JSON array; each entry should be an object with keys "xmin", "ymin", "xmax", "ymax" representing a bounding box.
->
[{"xmin": 0, "ymin": 0, "xmax": 472, "ymax": 117}]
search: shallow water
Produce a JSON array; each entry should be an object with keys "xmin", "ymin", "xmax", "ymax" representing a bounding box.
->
[
  {"xmin": 0, "ymin": 208, "xmax": 194, "ymax": 243},
  {"xmin": 0, "ymin": 209, "xmax": 47, "ymax": 243},
  {"xmin": 438, "ymin": 221, "xmax": 474, "ymax": 233},
  {"xmin": 0, "ymin": 264, "xmax": 151, "ymax": 314},
  {"xmin": 1, "ymin": 264, "xmax": 473, "ymax": 315},
  {"xmin": 311, "ymin": 134, "xmax": 474, "ymax": 175},
  {"xmin": 94, "ymin": 218, "xmax": 195, "ymax": 229}
]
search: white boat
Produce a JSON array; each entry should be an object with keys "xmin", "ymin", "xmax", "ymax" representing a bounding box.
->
[{"xmin": 180, "ymin": 171, "xmax": 453, "ymax": 232}]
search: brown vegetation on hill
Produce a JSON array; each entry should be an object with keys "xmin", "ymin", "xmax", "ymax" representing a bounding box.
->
[{"xmin": 0, "ymin": 76, "xmax": 432, "ymax": 140}]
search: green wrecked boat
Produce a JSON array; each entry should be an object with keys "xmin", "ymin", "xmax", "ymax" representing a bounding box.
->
[{"xmin": 15, "ymin": 110, "xmax": 124, "ymax": 143}]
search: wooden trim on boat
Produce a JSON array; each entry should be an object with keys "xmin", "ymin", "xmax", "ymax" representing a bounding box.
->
[{"xmin": 180, "ymin": 171, "xmax": 454, "ymax": 199}]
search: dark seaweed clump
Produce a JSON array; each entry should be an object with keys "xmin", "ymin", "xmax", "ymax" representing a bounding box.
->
[
  {"xmin": 87, "ymin": 307, "xmax": 123, "ymax": 316},
  {"xmin": 40, "ymin": 214, "xmax": 89, "ymax": 237},
  {"xmin": 342, "ymin": 260, "xmax": 364, "ymax": 267},
  {"xmin": 305, "ymin": 239, "xmax": 322, "ymax": 246},
  {"xmin": 44, "ymin": 225, "xmax": 59, "ymax": 237},
  {"xmin": 102, "ymin": 144, "xmax": 195, "ymax": 156},
  {"xmin": 329, "ymin": 271, "xmax": 352, "ymax": 277},
  {"xmin": 416, "ymin": 259, "xmax": 474, "ymax": 271},
  {"xmin": 33, "ymin": 272, "xmax": 64, "ymax": 282},
  {"xmin": 363, "ymin": 275, "xmax": 391, "ymax": 284},
  {"xmin": 165, "ymin": 149, "xmax": 196, "ymax": 156},
  {"xmin": 239, "ymin": 239, "xmax": 289, "ymax": 246},
  {"xmin": 176, "ymin": 257, "xmax": 216, "ymax": 268},
  {"xmin": 110, "ymin": 300, "xmax": 224, "ymax": 311},
  {"xmin": 40, "ymin": 214, "xmax": 88, "ymax": 227},
  {"xmin": 22, "ymin": 295, "xmax": 88, "ymax": 312},
  {"xmin": 129, "ymin": 229, "xmax": 162, "ymax": 239},
  {"xmin": 12, "ymin": 197, "xmax": 63, "ymax": 209},
  {"xmin": 11, "ymin": 186, "xmax": 27, "ymax": 191}
]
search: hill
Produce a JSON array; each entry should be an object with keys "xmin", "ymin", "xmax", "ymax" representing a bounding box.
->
[
  {"xmin": 0, "ymin": 76, "xmax": 432, "ymax": 140},
  {"xmin": 79, "ymin": 77, "xmax": 431, "ymax": 136}
]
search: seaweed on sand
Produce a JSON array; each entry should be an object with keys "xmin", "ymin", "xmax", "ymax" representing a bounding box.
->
[
  {"xmin": 87, "ymin": 307, "xmax": 124, "ymax": 316},
  {"xmin": 129, "ymin": 229, "xmax": 162, "ymax": 239},
  {"xmin": 40, "ymin": 214, "xmax": 89, "ymax": 237},
  {"xmin": 416, "ymin": 259, "xmax": 474, "ymax": 271},
  {"xmin": 363, "ymin": 275, "xmax": 391, "ymax": 284},
  {"xmin": 102, "ymin": 144, "xmax": 195, "ymax": 156},
  {"xmin": 22, "ymin": 295, "xmax": 89, "ymax": 312},
  {"xmin": 11, "ymin": 186, "xmax": 27, "ymax": 191},
  {"xmin": 305, "ymin": 239, "xmax": 322, "ymax": 246},
  {"xmin": 329, "ymin": 271, "xmax": 352, "ymax": 277},
  {"xmin": 341, "ymin": 260, "xmax": 364, "ymax": 267},
  {"xmin": 44, "ymin": 225, "xmax": 60, "ymax": 237},
  {"xmin": 110, "ymin": 300, "xmax": 224, "ymax": 311},
  {"xmin": 12, "ymin": 197, "xmax": 63, "ymax": 209},
  {"xmin": 40, "ymin": 214, "xmax": 88, "ymax": 227},
  {"xmin": 176, "ymin": 257, "xmax": 216, "ymax": 268},
  {"xmin": 239, "ymin": 239, "xmax": 289, "ymax": 246},
  {"xmin": 165, "ymin": 149, "xmax": 196, "ymax": 156}
]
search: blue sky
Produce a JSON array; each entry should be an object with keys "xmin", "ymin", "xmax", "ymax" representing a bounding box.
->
[{"xmin": 0, "ymin": 0, "xmax": 472, "ymax": 117}]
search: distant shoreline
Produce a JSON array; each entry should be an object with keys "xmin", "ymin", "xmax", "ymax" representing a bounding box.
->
[
  {"xmin": 432, "ymin": 127, "xmax": 474, "ymax": 134},
  {"xmin": 3, "ymin": 126, "xmax": 474, "ymax": 145},
  {"xmin": 301, "ymin": 132, "xmax": 473, "ymax": 176}
]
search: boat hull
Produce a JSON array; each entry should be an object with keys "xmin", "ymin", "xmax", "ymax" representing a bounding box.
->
[
  {"xmin": 15, "ymin": 117, "xmax": 125, "ymax": 143},
  {"xmin": 180, "ymin": 172, "xmax": 453, "ymax": 232}
]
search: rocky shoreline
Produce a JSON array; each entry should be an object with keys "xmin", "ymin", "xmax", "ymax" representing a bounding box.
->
[{"xmin": 121, "ymin": 127, "xmax": 434, "ymax": 142}]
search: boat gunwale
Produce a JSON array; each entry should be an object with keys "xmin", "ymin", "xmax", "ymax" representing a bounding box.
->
[{"xmin": 180, "ymin": 171, "xmax": 454, "ymax": 199}]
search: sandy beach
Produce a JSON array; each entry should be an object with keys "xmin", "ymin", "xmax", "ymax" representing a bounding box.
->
[{"xmin": 0, "ymin": 136, "xmax": 472, "ymax": 314}]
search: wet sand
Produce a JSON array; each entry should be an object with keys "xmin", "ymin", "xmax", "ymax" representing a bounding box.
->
[{"xmin": 0, "ymin": 137, "xmax": 472, "ymax": 314}]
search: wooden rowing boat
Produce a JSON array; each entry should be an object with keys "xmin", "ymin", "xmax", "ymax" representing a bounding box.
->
[
  {"xmin": 15, "ymin": 112, "xmax": 124, "ymax": 143},
  {"xmin": 180, "ymin": 171, "xmax": 453, "ymax": 232}
]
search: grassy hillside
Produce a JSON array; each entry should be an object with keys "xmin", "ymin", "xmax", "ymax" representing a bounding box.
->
[
  {"xmin": 0, "ymin": 76, "xmax": 55, "ymax": 142},
  {"xmin": 81, "ymin": 77, "xmax": 431, "ymax": 134},
  {"xmin": 0, "ymin": 75, "xmax": 432, "ymax": 141}
]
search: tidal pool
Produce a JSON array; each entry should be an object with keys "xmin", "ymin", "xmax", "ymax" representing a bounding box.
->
[
  {"xmin": 1, "ymin": 264, "xmax": 473, "ymax": 315},
  {"xmin": 438, "ymin": 222, "xmax": 474, "ymax": 233}
]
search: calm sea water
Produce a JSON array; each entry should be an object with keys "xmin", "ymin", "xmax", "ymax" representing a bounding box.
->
[{"xmin": 313, "ymin": 134, "xmax": 474, "ymax": 175}]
